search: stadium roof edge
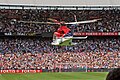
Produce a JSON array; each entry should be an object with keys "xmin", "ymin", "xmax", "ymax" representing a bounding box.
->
[
  {"xmin": 0, "ymin": 4, "xmax": 120, "ymax": 10},
  {"xmin": 0, "ymin": 4, "xmax": 120, "ymax": 7}
]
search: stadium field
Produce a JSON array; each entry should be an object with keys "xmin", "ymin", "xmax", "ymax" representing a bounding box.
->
[{"xmin": 0, "ymin": 72, "xmax": 108, "ymax": 80}]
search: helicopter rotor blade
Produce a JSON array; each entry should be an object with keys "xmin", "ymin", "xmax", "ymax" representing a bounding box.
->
[
  {"xmin": 18, "ymin": 21, "xmax": 60, "ymax": 24},
  {"xmin": 18, "ymin": 18, "xmax": 101, "ymax": 25},
  {"xmin": 65, "ymin": 19, "xmax": 101, "ymax": 24},
  {"xmin": 73, "ymin": 36, "xmax": 88, "ymax": 39}
]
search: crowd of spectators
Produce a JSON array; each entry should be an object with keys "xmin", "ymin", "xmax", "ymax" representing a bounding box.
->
[
  {"xmin": 0, "ymin": 37, "xmax": 120, "ymax": 54},
  {"xmin": 0, "ymin": 8, "xmax": 120, "ymax": 70},
  {"xmin": 0, "ymin": 48, "xmax": 119, "ymax": 70},
  {"xmin": 0, "ymin": 37, "xmax": 120, "ymax": 70},
  {"xmin": 0, "ymin": 9, "xmax": 120, "ymax": 34}
]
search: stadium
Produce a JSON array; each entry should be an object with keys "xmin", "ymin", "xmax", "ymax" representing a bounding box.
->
[{"xmin": 0, "ymin": 0, "xmax": 120, "ymax": 80}]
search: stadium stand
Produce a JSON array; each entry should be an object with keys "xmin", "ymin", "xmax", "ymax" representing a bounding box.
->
[
  {"xmin": 0, "ymin": 37, "xmax": 120, "ymax": 70},
  {"xmin": 0, "ymin": 5, "xmax": 120, "ymax": 72},
  {"xmin": 0, "ymin": 9, "xmax": 120, "ymax": 34}
]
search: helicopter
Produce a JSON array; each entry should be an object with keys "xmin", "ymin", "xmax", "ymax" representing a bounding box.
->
[
  {"xmin": 48, "ymin": 18, "xmax": 101, "ymax": 46},
  {"xmin": 18, "ymin": 16, "xmax": 101, "ymax": 46}
]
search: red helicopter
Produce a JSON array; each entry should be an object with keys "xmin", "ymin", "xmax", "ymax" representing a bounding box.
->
[
  {"xmin": 19, "ymin": 16, "xmax": 101, "ymax": 46},
  {"xmin": 48, "ymin": 18, "xmax": 100, "ymax": 46}
]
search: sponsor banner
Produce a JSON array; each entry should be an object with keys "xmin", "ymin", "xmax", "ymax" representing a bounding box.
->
[
  {"xmin": 74, "ymin": 32, "xmax": 118, "ymax": 36},
  {"xmin": 0, "ymin": 70, "xmax": 42, "ymax": 74},
  {"xmin": 4, "ymin": 32, "xmax": 36, "ymax": 36}
]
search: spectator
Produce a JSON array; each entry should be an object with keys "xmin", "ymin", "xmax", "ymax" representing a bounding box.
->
[{"xmin": 106, "ymin": 68, "xmax": 120, "ymax": 80}]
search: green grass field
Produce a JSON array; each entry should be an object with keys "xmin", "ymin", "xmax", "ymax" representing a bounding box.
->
[{"xmin": 0, "ymin": 72, "xmax": 108, "ymax": 80}]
